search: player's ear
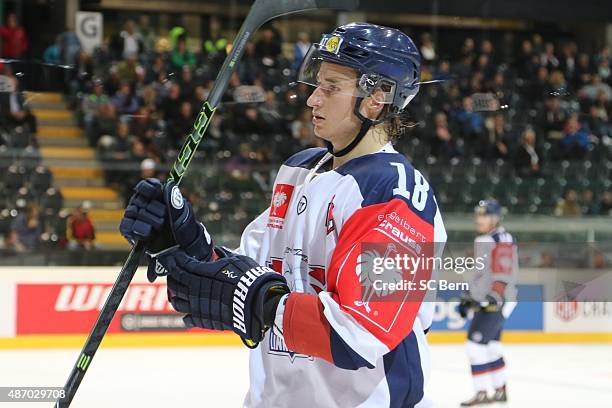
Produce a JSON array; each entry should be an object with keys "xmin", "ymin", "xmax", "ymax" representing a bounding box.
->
[{"xmin": 362, "ymin": 89, "xmax": 385, "ymax": 120}]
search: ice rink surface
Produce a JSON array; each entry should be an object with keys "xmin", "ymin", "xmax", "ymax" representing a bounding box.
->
[{"xmin": 1, "ymin": 344, "xmax": 611, "ymax": 407}]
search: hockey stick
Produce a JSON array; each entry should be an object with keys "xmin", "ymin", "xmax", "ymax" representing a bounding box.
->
[{"xmin": 55, "ymin": 0, "xmax": 358, "ymax": 406}]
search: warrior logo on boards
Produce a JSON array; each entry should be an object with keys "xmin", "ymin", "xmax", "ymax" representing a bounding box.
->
[{"xmin": 268, "ymin": 184, "xmax": 294, "ymax": 229}]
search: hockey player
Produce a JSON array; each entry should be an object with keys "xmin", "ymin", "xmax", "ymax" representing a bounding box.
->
[
  {"xmin": 120, "ymin": 23, "xmax": 446, "ymax": 407},
  {"xmin": 459, "ymin": 199, "xmax": 517, "ymax": 406}
]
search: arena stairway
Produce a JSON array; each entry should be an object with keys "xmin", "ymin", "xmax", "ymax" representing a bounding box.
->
[{"xmin": 28, "ymin": 92, "xmax": 129, "ymax": 249}]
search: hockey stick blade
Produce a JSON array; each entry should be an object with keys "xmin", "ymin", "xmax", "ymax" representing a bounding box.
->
[{"xmin": 55, "ymin": 0, "xmax": 359, "ymax": 407}]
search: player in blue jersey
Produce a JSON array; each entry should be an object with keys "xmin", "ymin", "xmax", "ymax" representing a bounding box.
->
[
  {"xmin": 459, "ymin": 199, "xmax": 518, "ymax": 406},
  {"xmin": 120, "ymin": 23, "xmax": 446, "ymax": 407}
]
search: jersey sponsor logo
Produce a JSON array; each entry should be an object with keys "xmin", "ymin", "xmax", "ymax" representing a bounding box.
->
[
  {"xmin": 267, "ymin": 184, "xmax": 294, "ymax": 229},
  {"xmin": 170, "ymin": 185, "xmax": 184, "ymax": 209},
  {"xmin": 268, "ymin": 329, "xmax": 313, "ymax": 363},
  {"xmin": 297, "ymin": 195, "xmax": 308, "ymax": 215},
  {"xmin": 325, "ymin": 196, "xmax": 336, "ymax": 235}
]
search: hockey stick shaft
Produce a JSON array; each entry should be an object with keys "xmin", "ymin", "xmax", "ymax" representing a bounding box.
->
[{"xmin": 56, "ymin": 1, "xmax": 358, "ymax": 406}]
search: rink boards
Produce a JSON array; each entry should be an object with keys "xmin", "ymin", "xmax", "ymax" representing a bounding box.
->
[{"xmin": 1, "ymin": 267, "xmax": 611, "ymax": 348}]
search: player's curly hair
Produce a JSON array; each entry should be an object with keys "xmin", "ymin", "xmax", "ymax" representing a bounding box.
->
[{"xmin": 377, "ymin": 105, "xmax": 417, "ymax": 144}]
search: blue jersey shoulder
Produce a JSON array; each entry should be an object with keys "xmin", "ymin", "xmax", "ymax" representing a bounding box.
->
[
  {"xmin": 283, "ymin": 147, "xmax": 327, "ymax": 169},
  {"xmin": 335, "ymin": 151, "xmax": 438, "ymax": 224}
]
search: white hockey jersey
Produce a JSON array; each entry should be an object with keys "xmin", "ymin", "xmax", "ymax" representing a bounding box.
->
[
  {"xmin": 471, "ymin": 226, "xmax": 518, "ymax": 317},
  {"xmin": 237, "ymin": 144, "xmax": 447, "ymax": 408}
]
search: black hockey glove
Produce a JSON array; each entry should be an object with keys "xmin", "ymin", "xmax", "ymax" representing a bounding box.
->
[
  {"xmin": 458, "ymin": 294, "xmax": 480, "ymax": 318},
  {"xmin": 119, "ymin": 178, "xmax": 214, "ymax": 282},
  {"xmin": 159, "ymin": 247, "xmax": 290, "ymax": 347}
]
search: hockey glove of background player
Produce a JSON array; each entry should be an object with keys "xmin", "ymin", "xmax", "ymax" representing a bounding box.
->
[
  {"xmin": 458, "ymin": 293, "xmax": 480, "ymax": 318},
  {"xmin": 119, "ymin": 178, "xmax": 213, "ymax": 281},
  {"xmin": 159, "ymin": 247, "xmax": 289, "ymax": 347}
]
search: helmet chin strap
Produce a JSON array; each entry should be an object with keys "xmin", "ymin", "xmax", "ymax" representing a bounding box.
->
[{"xmin": 325, "ymin": 97, "xmax": 385, "ymax": 158}]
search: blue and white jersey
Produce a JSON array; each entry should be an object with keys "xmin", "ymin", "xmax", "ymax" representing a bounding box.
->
[
  {"xmin": 471, "ymin": 226, "xmax": 518, "ymax": 315},
  {"xmin": 236, "ymin": 143, "xmax": 446, "ymax": 408}
]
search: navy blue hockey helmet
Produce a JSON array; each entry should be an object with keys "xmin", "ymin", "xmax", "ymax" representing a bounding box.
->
[
  {"xmin": 298, "ymin": 22, "xmax": 421, "ymax": 114},
  {"xmin": 475, "ymin": 199, "xmax": 503, "ymax": 217}
]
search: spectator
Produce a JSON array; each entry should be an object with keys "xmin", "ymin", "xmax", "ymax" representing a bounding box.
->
[
  {"xmin": 453, "ymin": 96, "xmax": 484, "ymax": 155},
  {"xmin": 0, "ymin": 12, "xmax": 28, "ymax": 58},
  {"xmin": 420, "ymin": 33, "xmax": 436, "ymax": 62},
  {"xmin": 579, "ymin": 74, "xmax": 612, "ymax": 101},
  {"xmin": 82, "ymin": 80, "xmax": 110, "ymax": 146},
  {"xmin": 10, "ymin": 204, "xmax": 42, "ymax": 251},
  {"xmin": 43, "ymin": 34, "xmax": 62, "ymax": 65},
  {"xmin": 110, "ymin": 19, "xmax": 143, "ymax": 60},
  {"xmin": 431, "ymin": 111, "xmax": 459, "ymax": 158},
  {"xmin": 574, "ymin": 53, "xmax": 593, "ymax": 90},
  {"xmin": 600, "ymin": 192, "xmax": 612, "ymax": 215},
  {"xmin": 170, "ymin": 35, "xmax": 196, "ymax": 72},
  {"xmin": 117, "ymin": 53, "xmax": 139, "ymax": 83},
  {"xmin": 0, "ymin": 74, "xmax": 38, "ymax": 136},
  {"xmin": 293, "ymin": 32, "xmax": 311, "ymax": 71},
  {"xmin": 112, "ymin": 81, "xmax": 139, "ymax": 116},
  {"xmin": 254, "ymin": 28, "xmax": 282, "ymax": 66},
  {"xmin": 540, "ymin": 95, "xmax": 568, "ymax": 142},
  {"xmin": 166, "ymin": 100, "xmax": 194, "ymax": 148},
  {"xmin": 555, "ymin": 189, "xmax": 582, "ymax": 217},
  {"xmin": 515, "ymin": 127, "xmax": 541, "ymax": 177},
  {"xmin": 485, "ymin": 113, "xmax": 513, "ymax": 159},
  {"xmin": 68, "ymin": 202, "xmax": 96, "ymax": 251},
  {"xmin": 580, "ymin": 190, "xmax": 599, "ymax": 215},
  {"xmin": 560, "ymin": 114, "xmax": 590, "ymax": 159},
  {"xmin": 540, "ymin": 42, "xmax": 560, "ymax": 71}
]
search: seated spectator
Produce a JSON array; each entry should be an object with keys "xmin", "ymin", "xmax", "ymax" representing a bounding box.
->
[
  {"xmin": 82, "ymin": 80, "xmax": 110, "ymax": 146},
  {"xmin": 68, "ymin": 201, "xmax": 96, "ymax": 251},
  {"xmin": 293, "ymin": 32, "xmax": 311, "ymax": 71},
  {"xmin": 431, "ymin": 111, "xmax": 460, "ymax": 158},
  {"xmin": 515, "ymin": 127, "xmax": 542, "ymax": 177},
  {"xmin": 112, "ymin": 81, "xmax": 139, "ymax": 116},
  {"xmin": 485, "ymin": 113, "xmax": 513, "ymax": 159},
  {"xmin": 580, "ymin": 190, "xmax": 599, "ymax": 215},
  {"xmin": 170, "ymin": 35, "xmax": 196, "ymax": 72},
  {"xmin": 560, "ymin": 114, "xmax": 590, "ymax": 159},
  {"xmin": 579, "ymin": 74, "xmax": 612, "ymax": 101},
  {"xmin": 166, "ymin": 100, "xmax": 193, "ymax": 148},
  {"xmin": 10, "ymin": 204, "xmax": 43, "ymax": 251},
  {"xmin": 117, "ymin": 53, "xmax": 139, "ymax": 83},
  {"xmin": 255, "ymin": 28, "xmax": 281, "ymax": 66},
  {"xmin": 453, "ymin": 96, "xmax": 485, "ymax": 156},
  {"xmin": 0, "ymin": 74, "xmax": 37, "ymax": 135},
  {"xmin": 600, "ymin": 191, "xmax": 612, "ymax": 216},
  {"xmin": 540, "ymin": 95, "xmax": 568, "ymax": 141},
  {"xmin": 555, "ymin": 189, "xmax": 582, "ymax": 217}
]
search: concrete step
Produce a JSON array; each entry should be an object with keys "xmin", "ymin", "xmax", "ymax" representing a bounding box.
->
[
  {"xmin": 50, "ymin": 166, "xmax": 103, "ymax": 179},
  {"xmin": 27, "ymin": 100, "xmax": 67, "ymax": 110},
  {"xmin": 95, "ymin": 231, "xmax": 130, "ymax": 249},
  {"xmin": 38, "ymin": 126, "xmax": 82, "ymax": 138},
  {"xmin": 60, "ymin": 186, "xmax": 119, "ymax": 201},
  {"xmin": 38, "ymin": 136, "xmax": 88, "ymax": 148},
  {"xmin": 87, "ymin": 208, "xmax": 123, "ymax": 222},
  {"xmin": 93, "ymin": 220, "xmax": 122, "ymax": 231},
  {"xmin": 55, "ymin": 177, "xmax": 105, "ymax": 187},
  {"xmin": 31, "ymin": 109, "xmax": 74, "ymax": 121},
  {"xmin": 38, "ymin": 118, "xmax": 79, "ymax": 127},
  {"xmin": 65, "ymin": 198, "xmax": 123, "ymax": 210},
  {"xmin": 40, "ymin": 146, "xmax": 95, "ymax": 160},
  {"xmin": 42, "ymin": 157, "xmax": 99, "ymax": 167},
  {"xmin": 24, "ymin": 92, "xmax": 63, "ymax": 104}
]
